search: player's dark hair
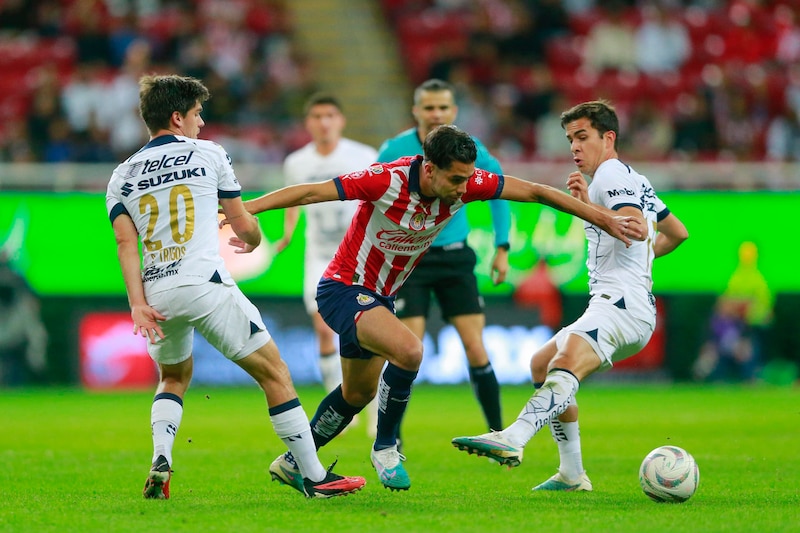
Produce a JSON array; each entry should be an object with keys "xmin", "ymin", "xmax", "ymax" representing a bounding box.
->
[
  {"xmin": 139, "ymin": 75, "xmax": 210, "ymax": 134},
  {"xmin": 414, "ymin": 78, "xmax": 455, "ymax": 105},
  {"xmin": 560, "ymin": 100, "xmax": 620, "ymax": 149},
  {"xmin": 423, "ymin": 124, "xmax": 477, "ymax": 169},
  {"xmin": 304, "ymin": 92, "xmax": 343, "ymax": 115}
]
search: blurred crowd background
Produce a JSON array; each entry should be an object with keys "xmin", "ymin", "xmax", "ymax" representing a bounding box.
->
[{"xmin": 4, "ymin": 0, "xmax": 800, "ymax": 166}]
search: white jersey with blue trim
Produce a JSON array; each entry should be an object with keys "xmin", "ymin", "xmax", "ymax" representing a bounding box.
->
[
  {"xmin": 585, "ymin": 158, "xmax": 668, "ymax": 320},
  {"xmin": 105, "ymin": 134, "xmax": 240, "ymax": 295}
]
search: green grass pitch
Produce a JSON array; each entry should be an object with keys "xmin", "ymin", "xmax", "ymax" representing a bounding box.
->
[{"xmin": 0, "ymin": 383, "xmax": 797, "ymax": 532}]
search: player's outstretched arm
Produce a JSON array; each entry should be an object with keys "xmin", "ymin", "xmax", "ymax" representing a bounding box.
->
[
  {"xmin": 654, "ymin": 213, "xmax": 689, "ymax": 258},
  {"xmin": 244, "ymin": 180, "xmax": 341, "ymax": 215},
  {"xmin": 566, "ymin": 171, "xmax": 647, "ymax": 241},
  {"xmin": 220, "ymin": 196, "xmax": 261, "ymax": 253},
  {"xmin": 501, "ymin": 176, "xmax": 639, "ymax": 246}
]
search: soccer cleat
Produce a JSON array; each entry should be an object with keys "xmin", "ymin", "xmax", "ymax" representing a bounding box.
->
[
  {"xmin": 532, "ymin": 471, "xmax": 593, "ymax": 492},
  {"xmin": 302, "ymin": 459, "xmax": 366, "ymax": 499},
  {"xmin": 143, "ymin": 455, "xmax": 172, "ymax": 499},
  {"xmin": 451, "ymin": 431, "xmax": 524, "ymax": 467},
  {"xmin": 370, "ymin": 445, "xmax": 410, "ymax": 491},
  {"xmin": 269, "ymin": 451, "xmax": 304, "ymax": 494}
]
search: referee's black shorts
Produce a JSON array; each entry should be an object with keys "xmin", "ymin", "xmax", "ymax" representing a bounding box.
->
[{"xmin": 395, "ymin": 242, "xmax": 483, "ymax": 321}]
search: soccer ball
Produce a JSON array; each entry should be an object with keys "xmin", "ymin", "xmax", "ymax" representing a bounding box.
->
[{"xmin": 639, "ymin": 445, "xmax": 699, "ymax": 503}]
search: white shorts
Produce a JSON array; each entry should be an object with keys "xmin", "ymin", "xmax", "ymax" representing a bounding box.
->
[
  {"xmin": 303, "ymin": 256, "xmax": 330, "ymax": 314},
  {"xmin": 146, "ymin": 282, "xmax": 271, "ymax": 365},
  {"xmin": 555, "ymin": 296, "xmax": 654, "ymax": 371}
]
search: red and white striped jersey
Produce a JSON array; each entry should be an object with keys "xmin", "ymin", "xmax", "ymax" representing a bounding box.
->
[{"xmin": 323, "ymin": 155, "xmax": 504, "ymax": 296}]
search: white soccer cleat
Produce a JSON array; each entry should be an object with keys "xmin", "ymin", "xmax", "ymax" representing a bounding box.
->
[
  {"xmin": 451, "ymin": 431, "xmax": 523, "ymax": 467},
  {"xmin": 532, "ymin": 471, "xmax": 593, "ymax": 492},
  {"xmin": 370, "ymin": 445, "xmax": 410, "ymax": 491}
]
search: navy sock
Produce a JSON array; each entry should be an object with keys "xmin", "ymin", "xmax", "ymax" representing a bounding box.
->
[
  {"xmin": 469, "ymin": 363, "xmax": 503, "ymax": 431},
  {"xmin": 375, "ymin": 363, "xmax": 418, "ymax": 450},
  {"xmin": 309, "ymin": 385, "xmax": 361, "ymax": 449}
]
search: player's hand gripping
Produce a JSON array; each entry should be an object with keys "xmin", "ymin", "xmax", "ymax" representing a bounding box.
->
[
  {"xmin": 131, "ymin": 304, "xmax": 166, "ymax": 344},
  {"xmin": 566, "ymin": 171, "xmax": 589, "ymax": 203}
]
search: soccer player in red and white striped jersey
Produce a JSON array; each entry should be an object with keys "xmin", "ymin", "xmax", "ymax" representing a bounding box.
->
[{"xmin": 225, "ymin": 124, "xmax": 637, "ymax": 492}]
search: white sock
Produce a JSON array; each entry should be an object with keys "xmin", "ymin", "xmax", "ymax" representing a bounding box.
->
[
  {"xmin": 318, "ymin": 353, "xmax": 342, "ymax": 393},
  {"xmin": 364, "ymin": 397, "xmax": 378, "ymax": 439},
  {"xmin": 504, "ymin": 369, "xmax": 579, "ymax": 448},
  {"xmin": 550, "ymin": 416, "xmax": 584, "ymax": 481},
  {"xmin": 151, "ymin": 397, "xmax": 183, "ymax": 466},
  {"xmin": 270, "ymin": 404, "xmax": 326, "ymax": 482}
]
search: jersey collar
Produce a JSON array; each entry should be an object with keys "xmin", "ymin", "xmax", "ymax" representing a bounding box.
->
[{"xmin": 408, "ymin": 155, "xmax": 437, "ymax": 202}]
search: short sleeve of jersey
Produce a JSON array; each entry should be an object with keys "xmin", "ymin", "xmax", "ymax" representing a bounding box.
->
[
  {"xmin": 206, "ymin": 140, "xmax": 240, "ymax": 197},
  {"xmin": 463, "ymin": 168, "xmax": 504, "ymax": 202},
  {"xmin": 334, "ymin": 162, "xmax": 395, "ymax": 202},
  {"xmin": 105, "ymin": 173, "xmax": 127, "ymax": 223},
  {"xmin": 651, "ymin": 192, "xmax": 669, "ymax": 221},
  {"xmin": 593, "ymin": 161, "xmax": 642, "ymax": 211}
]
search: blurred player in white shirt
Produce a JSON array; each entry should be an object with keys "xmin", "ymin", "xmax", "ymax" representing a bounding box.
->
[{"xmin": 277, "ymin": 94, "xmax": 377, "ymax": 398}]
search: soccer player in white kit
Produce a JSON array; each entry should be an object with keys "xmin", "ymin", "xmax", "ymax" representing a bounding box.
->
[
  {"xmin": 277, "ymin": 94, "xmax": 377, "ymax": 395},
  {"xmin": 452, "ymin": 100, "xmax": 689, "ymax": 493},
  {"xmin": 105, "ymin": 74, "xmax": 365, "ymax": 499},
  {"xmin": 223, "ymin": 124, "xmax": 637, "ymax": 492}
]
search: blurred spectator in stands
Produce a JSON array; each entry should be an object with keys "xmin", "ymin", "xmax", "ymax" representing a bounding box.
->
[
  {"xmin": 715, "ymin": 91, "xmax": 761, "ymax": 161},
  {"xmin": 67, "ymin": 0, "xmax": 112, "ymax": 66},
  {"xmin": 774, "ymin": 4, "xmax": 800, "ymax": 65},
  {"xmin": 97, "ymin": 38, "xmax": 150, "ymax": 159},
  {"xmin": 0, "ymin": 0, "xmax": 34, "ymax": 33},
  {"xmin": 513, "ymin": 62, "xmax": 558, "ymax": 125},
  {"xmin": 530, "ymin": 0, "xmax": 571, "ymax": 45},
  {"xmin": 671, "ymin": 92, "xmax": 719, "ymax": 159},
  {"xmin": 0, "ymin": 121, "xmax": 36, "ymax": 163},
  {"xmin": 75, "ymin": 120, "xmax": 116, "ymax": 163},
  {"xmin": 203, "ymin": 1, "xmax": 259, "ymax": 82},
  {"xmin": 783, "ymin": 64, "xmax": 800, "ymax": 122},
  {"xmin": 622, "ymin": 99, "xmax": 675, "ymax": 160},
  {"xmin": 490, "ymin": 84, "xmax": 527, "ymax": 160},
  {"xmin": 200, "ymin": 70, "xmax": 239, "ymax": 124},
  {"xmin": 268, "ymin": 42, "xmax": 321, "ymax": 120},
  {"xmin": 634, "ymin": 3, "xmax": 691, "ymax": 74},
  {"xmin": 450, "ymin": 63, "xmax": 497, "ymax": 143},
  {"xmin": 533, "ymin": 92, "xmax": 570, "ymax": 160},
  {"xmin": 0, "ymin": 251, "xmax": 47, "ymax": 386},
  {"xmin": 26, "ymin": 67, "xmax": 64, "ymax": 161},
  {"xmin": 33, "ymin": 0, "xmax": 65, "ymax": 37},
  {"xmin": 43, "ymin": 116, "xmax": 78, "ymax": 162},
  {"xmin": 62, "ymin": 63, "xmax": 107, "ymax": 141},
  {"xmin": 464, "ymin": 34, "xmax": 502, "ymax": 89},
  {"xmin": 495, "ymin": 1, "xmax": 543, "ymax": 65},
  {"xmin": 765, "ymin": 106, "xmax": 800, "ymax": 162},
  {"xmin": 235, "ymin": 76, "xmax": 292, "ymax": 128},
  {"xmin": 427, "ymin": 41, "xmax": 466, "ymax": 82},
  {"xmin": 581, "ymin": 0, "xmax": 637, "ymax": 73},
  {"xmin": 720, "ymin": 1, "xmax": 774, "ymax": 67},
  {"xmin": 562, "ymin": 0, "xmax": 595, "ymax": 16},
  {"xmin": 108, "ymin": 11, "xmax": 144, "ymax": 68}
]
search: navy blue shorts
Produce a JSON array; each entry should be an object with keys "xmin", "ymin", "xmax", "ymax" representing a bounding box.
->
[{"xmin": 316, "ymin": 278, "xmax": 396, "ymax": 360}]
